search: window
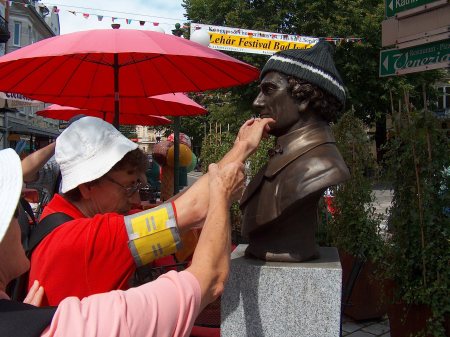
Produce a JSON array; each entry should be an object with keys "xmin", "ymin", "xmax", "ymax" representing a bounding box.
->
[
  {"xmin": 28, "ymin": 25, "xmax": 35, "ymax": 44},
  {"xmin": 13, "ymin": 21, "xmax": 21, "ymax": 46}
]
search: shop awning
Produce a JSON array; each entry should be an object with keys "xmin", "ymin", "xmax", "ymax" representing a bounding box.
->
[{"xmin": 8, "ymin": 121, "xmax": 60, "ymax": 138}]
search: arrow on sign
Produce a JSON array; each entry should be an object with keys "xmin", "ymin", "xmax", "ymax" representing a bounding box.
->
[
  {"xmin": 389, "ymin": 0, "xmax": 393, "ymax": 10},
  {"xmin": 383, "ymin": 56, "xmax": 389, "ymax": 71}
]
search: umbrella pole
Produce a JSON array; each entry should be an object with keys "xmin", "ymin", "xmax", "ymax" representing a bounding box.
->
[
  {"xmin": 173, "ymin": 116, "xmax": 180, "ymax": 195},
  {"xmin": 113, "ymin": 54, "xmax": 120, "ymax": 128}
]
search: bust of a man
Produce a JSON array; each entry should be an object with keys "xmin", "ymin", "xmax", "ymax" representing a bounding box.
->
[{"xmin": 240, "ymin": 42, "xmax": 350, "ymax": 262}]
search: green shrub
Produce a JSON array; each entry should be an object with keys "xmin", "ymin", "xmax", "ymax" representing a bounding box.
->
[
  {"xmin": 322, "ymin": 111, "xmax": 384, "ymax": 261},
  {"xmin": 383, "ymin": 108, "xmax": 449, "ymax": 337}
]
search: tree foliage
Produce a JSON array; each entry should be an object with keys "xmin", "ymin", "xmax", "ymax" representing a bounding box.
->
[
  {"xmin": 183, "ymin": 0, "xmax": 386, "ymax": 124},
  {"xmin": 182, "ymin": 0, "xmax": 446, "ymax": 160}
]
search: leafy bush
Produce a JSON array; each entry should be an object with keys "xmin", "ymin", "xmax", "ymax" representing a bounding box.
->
[
  {"xmin": 383, "ymin": 108, "xmax": 449, "ymax": 337},
  {"xmin": 322, "ymin": 111, "xmax": 384, "ymax": 261}
]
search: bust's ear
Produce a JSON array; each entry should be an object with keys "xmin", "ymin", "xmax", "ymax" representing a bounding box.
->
[{"xmin": 298, "ymin": 99, "xmax": 310, "ymax": 113}]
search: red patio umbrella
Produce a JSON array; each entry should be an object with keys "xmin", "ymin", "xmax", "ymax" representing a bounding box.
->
[
  {"xmin": 37, "ymin": 104, "xmax": 172, "ymax": 126},
  {"xmin": 37, "ymin": 92, "xmax": 207, "ymax": 118},
  {"xmin": 0, "ymin": 28, "xmax": 259, "ymax": 126}
]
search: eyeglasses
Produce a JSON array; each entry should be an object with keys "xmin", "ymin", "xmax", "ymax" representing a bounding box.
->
[{"xmin": 103, "ymin": 175, "xmax": 149, "ymax": 197}]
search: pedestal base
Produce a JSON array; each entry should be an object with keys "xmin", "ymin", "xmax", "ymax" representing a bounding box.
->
[{"xmin": 221, "ymin": 245, "xmax": 342, "ymax": 337}]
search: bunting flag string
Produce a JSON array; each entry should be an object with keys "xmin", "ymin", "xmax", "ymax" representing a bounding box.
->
[
  {"xmin": 8, "ymin": 0, "xmax": 365, "ymax": 44},
  {"xmin": 7, "ymin": 0, "xmax": 185, "ymax": 29}
]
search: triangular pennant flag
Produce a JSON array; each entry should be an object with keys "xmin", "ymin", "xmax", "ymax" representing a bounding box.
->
[
  {"xmin": 68, "ymin": 11, "xmax": 76, "ymax": 15},
  {"xmin": 8, "ymin": 1, "xmax": 12, "ymax": 6},
  {"xmin": 139, "ymin": 21, "xmax": 145, "ymax": 26},
  {"xmin": 126, "ymin": 19, "xmax": 132, "ymax": 24},
  {"xmin": 97, "ymin": 15, "xmax": 103, "ymax": 21},
  {"xmin": 83, "ymin": 13, "xmax": 89, "ymax": 19},
  {"xmin": 153, "ymin": 22, "xmax": 159, "ymax": 26}
]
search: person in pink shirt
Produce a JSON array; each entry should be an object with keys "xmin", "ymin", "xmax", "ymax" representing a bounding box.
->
[{"xmin": 0, "ymin": 143, "xmax": 248, "ymax": 336}]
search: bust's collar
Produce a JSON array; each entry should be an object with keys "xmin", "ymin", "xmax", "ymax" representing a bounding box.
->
[{"xmin": 265, "ymin": 121, "xmax": 336, "ymax": 177}]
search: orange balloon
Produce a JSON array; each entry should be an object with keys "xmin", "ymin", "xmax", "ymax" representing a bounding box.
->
[{"xmin": 167, "ymin": 144, "xmax": 192, "ymax": 167}]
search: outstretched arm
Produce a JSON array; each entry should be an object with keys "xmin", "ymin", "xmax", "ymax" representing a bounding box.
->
[
  {"xmin": 186, "ymin": 162, "xmax": 244, "ymax": 310},
  {"xmin": 47, "ymin": 162, "xmax": 245, "ymax": 337},
  {"xmin": 21, "ymin": 142, "xmax": 56, "ymax": 183},
  {"xmin": 173, "ymin": 118, "xmax": 274, "ymax": 231}
]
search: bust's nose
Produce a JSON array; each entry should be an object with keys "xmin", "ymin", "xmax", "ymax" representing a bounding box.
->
[{"xmin": 252, "ymin": 93, "xmax": 264, "ymax": 114}]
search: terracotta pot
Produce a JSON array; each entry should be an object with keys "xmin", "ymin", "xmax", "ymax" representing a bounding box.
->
[
  {"xmin": 388, "ymin": 302, "xmax": 449, "ymax": 337},
  {"xmin": 340, "ymin": 250, "xmax": 388, "ymax": 321}
]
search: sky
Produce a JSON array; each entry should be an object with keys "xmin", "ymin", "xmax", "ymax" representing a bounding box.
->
[{"xmin": 48, "ymin": 0, "xmax": 187, "ymax": 35}]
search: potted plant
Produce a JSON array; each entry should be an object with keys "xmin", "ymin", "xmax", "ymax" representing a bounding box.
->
[
  {"xmin": 320, "ymin": 110, "xmax": 387, "ymax": 321},
  {"xmin": 382, "ymin": 91, "xmax": 449, "ymax": 337}
]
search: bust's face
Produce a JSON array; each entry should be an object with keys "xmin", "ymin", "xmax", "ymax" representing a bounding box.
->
[{"xmin": 253, "ymin": 71, "xmax": 302, "ymax": 137}]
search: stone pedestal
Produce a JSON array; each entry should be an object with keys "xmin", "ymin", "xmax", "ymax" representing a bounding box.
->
[{"xmin": 221, "ymin": 245, "xmax": 342, "ymax": 337}]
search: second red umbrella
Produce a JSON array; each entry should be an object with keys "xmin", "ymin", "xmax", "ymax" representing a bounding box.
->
[{"xmin": 37, "ymin": 104, "xmax": 172, "ymax": 126}]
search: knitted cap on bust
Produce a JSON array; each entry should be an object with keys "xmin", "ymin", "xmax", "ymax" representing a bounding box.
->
[{"xmin": 260, "ymin": 41, "xmax": 346, "ymax": 106}]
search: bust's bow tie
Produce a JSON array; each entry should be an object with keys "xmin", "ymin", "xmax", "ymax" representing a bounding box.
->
[{"xmin": 268, "ymin": 144, "xmax": 283, "ymax": 157}]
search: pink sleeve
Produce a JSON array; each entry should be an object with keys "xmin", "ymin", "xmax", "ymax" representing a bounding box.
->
[{"xmin": 41, "ymin": 270, "xmax": 201, "ymax": 337}]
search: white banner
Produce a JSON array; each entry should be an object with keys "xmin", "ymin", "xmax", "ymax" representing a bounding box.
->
[{"xmin": 191, "ymin": 23, "xmax": 319, "ymax": 55}]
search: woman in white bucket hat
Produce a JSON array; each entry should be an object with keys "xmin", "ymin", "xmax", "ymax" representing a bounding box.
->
[
  {"xmin": 0, "ymin": 147, "xmax": 247, "ymax": 337},
  {"xmin": 27, "ymin": 116, "xmax": 273, "ymax": 309}
]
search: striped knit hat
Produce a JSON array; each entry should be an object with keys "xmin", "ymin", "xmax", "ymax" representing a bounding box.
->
[{"xmin": 260, "ymin": 41, "xmax": 346, "ymax": 106}]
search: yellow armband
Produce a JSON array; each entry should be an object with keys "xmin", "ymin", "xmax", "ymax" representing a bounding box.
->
[{"xmin": 124, "ymin": 203, "xmax": 182, "ymax": 266}]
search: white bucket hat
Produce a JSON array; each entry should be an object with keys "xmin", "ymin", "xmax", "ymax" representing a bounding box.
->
[
  {"xmin": 56, "ymin": 116, "xmax": 138, "ymax": 193},
  {"xmin": 0, "ymin": 149, "xmax": 22, "ymax": 243}
]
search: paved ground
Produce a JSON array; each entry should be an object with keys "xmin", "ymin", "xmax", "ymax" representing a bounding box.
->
[
  {"xmin": 187, "ymin": 170, "xmax": 203, "ymax": 186},
  {"xmin": 373, "ymin": 186, "xmax": 394, "ymax": 232},
  {"xmin": 342, "ymin": 315, "xmax": 391, "ymax": 337}
]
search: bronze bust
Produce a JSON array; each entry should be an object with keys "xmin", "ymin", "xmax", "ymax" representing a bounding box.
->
[{"xmin": 240, "ymin": 42, "xmax": 350, "ymax": 262}]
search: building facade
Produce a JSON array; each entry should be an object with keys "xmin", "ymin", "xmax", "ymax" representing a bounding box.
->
[
  {"xmin": 0, "ymin": 0, "xmax": 60, "ymax": 151},
  {"xmin": 0, "ymin": 0, "xmax": 9, "ymax": 55},
  {"xmin": 135, "ymin": 125, "xmax": 165, "ymax": 154}
]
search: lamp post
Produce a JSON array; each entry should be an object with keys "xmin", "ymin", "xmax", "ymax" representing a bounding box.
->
[{"xmin": 171, "ymin": 23, "xmax": 184, "ymax": 195}]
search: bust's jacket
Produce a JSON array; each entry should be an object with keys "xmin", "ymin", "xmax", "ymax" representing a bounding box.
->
[{"xmin": 240, "ymin": 121, "xmax": 350, "ymax": 235}]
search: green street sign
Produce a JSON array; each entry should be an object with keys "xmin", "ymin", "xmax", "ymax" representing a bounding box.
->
[
  {"xmin": 380, "ymin": 39, "xmax": 450, "ymax": 77},
  {"xmin": 385, "ymin": 0, "xmax": 437, "ymax": 17}
]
